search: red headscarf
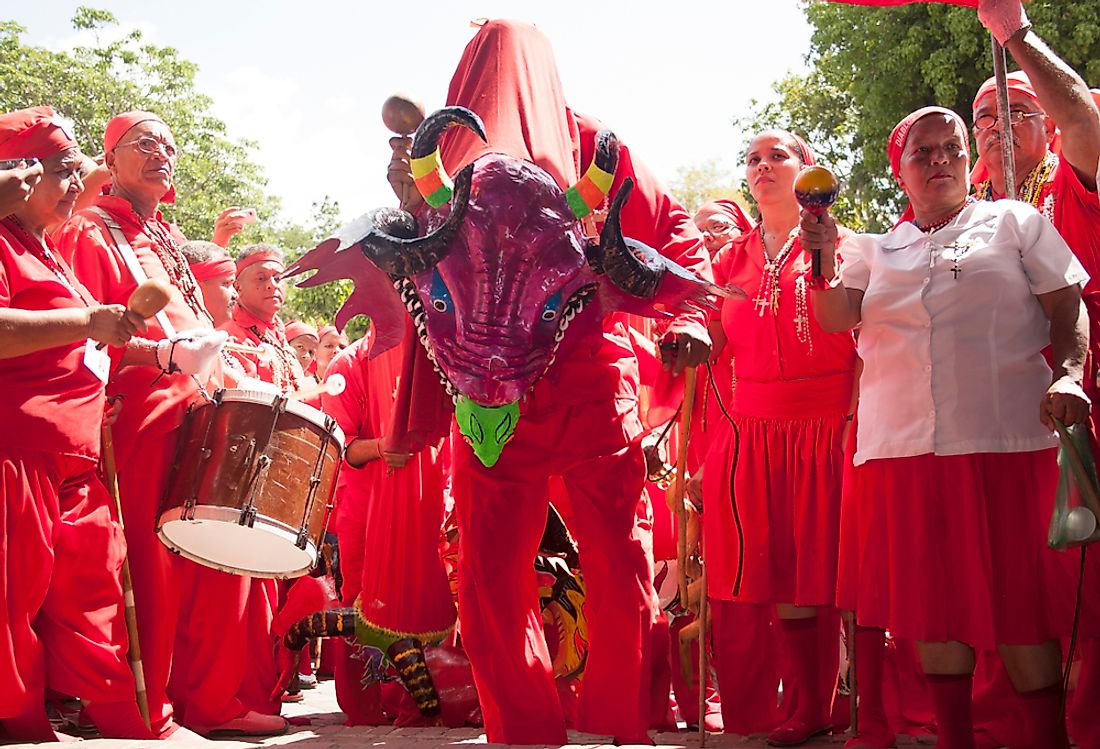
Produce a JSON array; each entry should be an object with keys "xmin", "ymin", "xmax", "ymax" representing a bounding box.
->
[
  {"xmin": 236, "ymin": 248, "xmax": 284, "ymax": 275},
  {"xmin": 440, "ymin": 19, "xmax": 580, "ymax": 189},
  {"xmin": 317, "ymin": 324, "xmax": 339, "ymax": 340},
  {"xmin": 695, "ymin": 199, "xmax": 754, "ymax": 236},
  {"xmin": 285, "ymin": 320, "xmax": 319, "ymax": 341},
  {"xmin": 189, "ymin": 257, "xmax": 236, "ymax": 282},
  {"xmin": 888, "ymin": 106, "xmax": 969, "ymax": 182},
  {"xmin": 0, "ymin": 106, "xmax": 78, "ymax": 161},
  {"xmin": 103, "ymin": 110, "xmax": 176, "ymax": 204},
  {"xmin": 888, "ymin": 106, "xmax": 970, "ymax": 226}
]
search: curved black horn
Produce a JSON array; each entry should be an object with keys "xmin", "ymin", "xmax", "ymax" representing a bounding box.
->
[
  {"xmin": 566, "ymin": 129, "xmax": 620, "ymax": 219},
  {"xmin": 359, "ymin": 163, "xmax": 474, "ymax": 277},
  {"xmin": 595, "ymin": 177, "xmax": 665, "ymax": 298},
  {"xmin": 410, "ymin": 107, "xmax": 487, "ymax": 207}
]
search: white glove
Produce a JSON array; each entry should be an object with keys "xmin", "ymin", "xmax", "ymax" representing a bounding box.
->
[
  {"xmin": 156, "ymin": 329, "xmax": 228, "ymax": 376},
  {"xmin": 978, "ymin": 0, "xmax": 1031, "ymax": 46}
]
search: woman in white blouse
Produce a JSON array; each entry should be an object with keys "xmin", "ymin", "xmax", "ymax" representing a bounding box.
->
[{"xmin": 803, "ymin": 106, "xmax": 1088, "ymax": 749}]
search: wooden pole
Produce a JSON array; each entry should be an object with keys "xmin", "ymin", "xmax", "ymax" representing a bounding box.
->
[
  {"xmin": 991, "ymin": 36, "xmax": 1018, "ymax": 200},
  {"xmin": 697, "ymin": 561, "xmax": 708, "ymax": 747},
  {"xmin": 101, "ymin": 425, "xmax": 151, "ymax": 730},
  {"xmin": 673, "ymin": 367, "xmax": 698, "ymax": 608}
]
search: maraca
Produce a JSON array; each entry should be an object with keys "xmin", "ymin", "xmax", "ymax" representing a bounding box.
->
[
  {"xmin": 96, "ymin": 278, "xmax": 172, "ymax": 349},
  {"xmin": 382, "ymin": 94, "xmax": 426, "ymax": 137},
  {"xmin": 1066, "ymin": 506, "xmax": 1098, "ymax": 543},
  {"xmin": 793, "ymin": 165, "xmax": 840, "ymax": 278}
]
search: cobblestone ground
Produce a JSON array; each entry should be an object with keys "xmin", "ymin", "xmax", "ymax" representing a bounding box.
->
[{"xmin": 8, "ymin": 678, "xmax": 935, "ymax": 749}]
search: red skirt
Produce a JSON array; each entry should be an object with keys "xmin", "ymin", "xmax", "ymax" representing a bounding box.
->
[
  {"xmin": 837, "ymin": 450, "xmax": 1078, "ymax": 649},
  {"xmin": 702, "ymin": 375, "xmax": 849, "ymax": 605}
]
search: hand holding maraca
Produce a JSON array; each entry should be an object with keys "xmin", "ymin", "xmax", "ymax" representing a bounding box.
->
[{"xmin": 794, "ymin": 166, "xmax": 840, "ymax": 279}]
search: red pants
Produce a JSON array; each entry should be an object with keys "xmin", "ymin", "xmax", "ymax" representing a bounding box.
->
[
  {"xmin": 169, "ymin": 566, "xmax": 278, "ymax": 726},
  {"xmin": 452, "ymin": 397, "xmax": 653, "ymax": 744},
  {"xmin": 1, "ymin": 450, "xmax": 150, "ymax": 738}
]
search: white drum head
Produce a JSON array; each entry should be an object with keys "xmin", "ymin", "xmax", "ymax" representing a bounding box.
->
[{"xmin": 157, "ymin": 505, "xmax": 316, "ymax": 579}]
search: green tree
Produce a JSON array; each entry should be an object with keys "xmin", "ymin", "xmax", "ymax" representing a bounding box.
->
[
  {"xmin": 746, "ymin": 0, "xmax": 1100, "ymax": 230},
  {"xmin": 0, "ymin": 7, "xmax": 278, "ymax": 241},
  {"xmin": 668, "ymin": 159, "xmax": 750, "ymax": 216}
]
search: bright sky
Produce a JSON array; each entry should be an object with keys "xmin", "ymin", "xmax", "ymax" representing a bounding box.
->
[{"xmin": 13, "ymin": 1, "xmax": 813, "ymax": 224}]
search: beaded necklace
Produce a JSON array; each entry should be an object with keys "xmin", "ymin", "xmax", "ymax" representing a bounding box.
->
[
  {"xmin": 752, "ymin": 231, "xmax": 798, "ymax": 317},
  {"xmin": 248, "ymin": 323, "xmax": 302, "ymax": 394},
  {"xmin": 974, "ymin": 150, "xmax": 1059, "ymax": 219},
  {"xmin": 916, "ymin": 196, "xmax": 976, "ymax": 234},
  {"xmin": 138, "ymin": 215, "xmax": 213, "ymax": 325},
  {"xmin": 4, "ymin": 216, "xmax": 92, "ymax": 306}
]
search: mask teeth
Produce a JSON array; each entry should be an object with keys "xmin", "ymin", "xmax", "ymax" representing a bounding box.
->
[
  {"xmin": 394, "ymin": 278, "xmax": 458, "ymax": 398},
  {"xmin": 539, "ymin": 285, "xmax": 595, "ymax": 382}
]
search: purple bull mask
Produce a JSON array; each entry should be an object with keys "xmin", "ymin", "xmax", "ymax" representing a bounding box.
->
[{"xmin": 286, "ymin": 107, "xmax": 730, "ymax": 467}]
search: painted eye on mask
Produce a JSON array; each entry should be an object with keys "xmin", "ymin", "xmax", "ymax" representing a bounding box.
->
[
  {"xmin": 430, "ymin": 269, "xmax": 453, "ymax": 313},
  {"xmin": 540, "ymin": 289, "xmax": 563, "ymax": 322}
]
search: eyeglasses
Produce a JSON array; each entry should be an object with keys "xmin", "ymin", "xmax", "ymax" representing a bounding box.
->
[
  {"xmin": 973, "ymin": 110, "xmax": 1044, "ymax": 132},
  {"xmin": 117, "ymin": 136, "xmax": 179, "ymax": 160},
  {"xmin": 701, "ymin": 220, "xmax": 736, "ymax": 236}
]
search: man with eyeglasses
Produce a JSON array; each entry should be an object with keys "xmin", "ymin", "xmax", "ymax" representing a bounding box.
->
[
  {"xmin": 969, "ymin": 3, "xmax": 1100, "ymax": 748},
  {"xmin": 52, "ymin": 110, "xmax": 243, "ymax": 740}
]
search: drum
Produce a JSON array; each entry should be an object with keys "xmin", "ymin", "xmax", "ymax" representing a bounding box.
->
[{"xmin": 157, "ymin": 388, "xmax": 344, "ymax": 578}]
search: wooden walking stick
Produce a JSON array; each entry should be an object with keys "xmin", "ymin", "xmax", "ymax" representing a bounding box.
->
[
  {"xmin": 101, "ymin": 424, "xmax": 151, "ymax": 730},
  {"xmin": 991, "ymin": 36, "xmax": 1018, "ymax": 200},
  {"xmin": 671, "ymin": 367, "xmax": 698, "ymax": 608},
  {"xmin": 698, "ymin": 560, "xmax": 709, "ymax": 747}
]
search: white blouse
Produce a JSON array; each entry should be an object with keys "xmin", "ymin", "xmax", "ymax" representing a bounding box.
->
[{"xmin": 841, "ymin": 200, "xmax": 1088, "ymax": 466}]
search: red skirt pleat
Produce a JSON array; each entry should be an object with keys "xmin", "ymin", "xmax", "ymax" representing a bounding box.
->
[
  {"xmin": 703, "ymin": 412, "xmax": 846, "ymax": 605},
  {"xmin": 838, "ymin": 450, "xmax": 1077, "ymax": 649}
]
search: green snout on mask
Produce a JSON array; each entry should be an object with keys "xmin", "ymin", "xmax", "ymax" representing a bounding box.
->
[{"xmin": 455, "ymin": 397, "xmax": 519, "ymax": 468}]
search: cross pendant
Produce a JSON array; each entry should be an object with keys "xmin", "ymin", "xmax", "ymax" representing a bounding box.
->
[{"xmin": 754, "ymin": 295, "xmax": 770, "ymax": 315}]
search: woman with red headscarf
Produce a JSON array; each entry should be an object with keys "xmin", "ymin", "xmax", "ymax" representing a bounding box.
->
[
  {"xmin": 0, "ymin": 106, "xmax": 152, "ymax": 740},
  {"xmin": 701, "ymin": 130, "xmax": 856, "ymax": 744},
  {"xmin": 814, "ymin": 107, "xmax": 1086, "ymax": 749}
]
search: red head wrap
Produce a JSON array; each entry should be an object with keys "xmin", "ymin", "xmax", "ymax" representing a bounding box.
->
[
  {"xmin": 0, "ymin": 106, "xmax": 78, "ymax": 162},
  {"xmin": 789, "ymin": 132, "xmax": 817, "ymax": 167},
  {"xmin": 285, "ymin": 320, "xmax": 319, "ymax": 342},
  {"xmin": 189, "ymin": 257, "xmax": 236, "ymax": 282},
  {"xmin": 235, "ymin": 249, "xmax": 285, "ymax": 276},
  {"xmin": 888, "ymin": 106, "xmax": 969, "ymax": 182},
  {"xmin": 972, "ymin": 70, "xmax": 1040, "ymax": 111},
  {"xmin": 103, "ymin": 110, "xmax": 168, "ymax": 153},
  {"xmin": 317, "ymin": 325, "xmax": 339, "ymax": 341},
  {"xmin": 104, "ymin": 110, "xmax": 176, "ymax": 204},
  {"xmin": 695, "ymin": 199, "xmax": 754, "ymax": 236}
]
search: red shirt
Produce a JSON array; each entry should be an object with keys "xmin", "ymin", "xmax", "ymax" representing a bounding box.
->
[
  {"xmin": 219, "ymin": 305, "xmax": 305, "ymax": 394},
  {"xmin": 715, "ymin": 227, "xmax": 856, "ymax": 400},
  {"xmin": 53, "ymin": 195, "xmax": 222, "ymax": 458},
  {"xmin": 0, "ymin": 218, "xmax": 103, "ymax": 458}
]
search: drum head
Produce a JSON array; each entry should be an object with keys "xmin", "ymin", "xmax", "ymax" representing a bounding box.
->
[{"xmin": 157, "ymin": 505, "xmax": 317, "ymax": 579}]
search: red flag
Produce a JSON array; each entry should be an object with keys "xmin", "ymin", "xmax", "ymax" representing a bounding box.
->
[{"xmin": 824, "ymin": 0, "xmax": 977, "ymax": 6}]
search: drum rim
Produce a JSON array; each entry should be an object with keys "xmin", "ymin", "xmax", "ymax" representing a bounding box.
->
[
  {"xmin": 215, "ymin": 387, "xmax": 347, "ymax": 446},
  {"xmin": 157, "ymin": 506, "xmax": 319, "ymax": 579}
]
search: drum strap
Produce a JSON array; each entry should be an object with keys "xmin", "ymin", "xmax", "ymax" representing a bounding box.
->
[{"xmin": 91, "ymin": 207, "xmax": 178, "ymax": 338}]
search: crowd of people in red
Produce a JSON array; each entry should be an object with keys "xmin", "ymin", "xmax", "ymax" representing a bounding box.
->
[{"xmin": 2, "ymin": 1, "xmax": 1099, "ymax": 747}]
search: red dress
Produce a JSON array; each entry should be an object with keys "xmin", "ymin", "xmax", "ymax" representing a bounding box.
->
[
  {"xmin": 0, "ymin": 217, "xmax": 150, "ymax": 739},
  {"xmin": 702, "ymin": 227, "xmax": 856, "ymax": 607}
]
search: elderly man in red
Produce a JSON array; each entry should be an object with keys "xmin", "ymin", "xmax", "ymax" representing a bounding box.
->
[
  {"xmin": 0, "ymin": 106, "xmax": 152, "ymax": 741},
  {"xmin": 963, "ymin": 4, "xmax": 1100, "ymax": 747},
  {"xmin": 53, "ymin": 110, "xmax": 226, "ymax": 739}
]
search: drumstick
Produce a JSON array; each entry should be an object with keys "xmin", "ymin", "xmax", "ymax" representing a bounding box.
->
[
  {"xmin": 698, "ymin": 560, "xmax": 708, "ymax": 747},
  {"xmin": 101, "ymin": 424, "xmax": 151, "ymax": 730},
  {"xmin": 223, "ymin": 340, "xmax": 274, "ymax": 362},
  {"xmin": 289, "ymin": 373, "xmax": 347, "ymax": 402},
  {"xmin": 96, "ymin": 278, "xmax": 172, "ymax": 349}
]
